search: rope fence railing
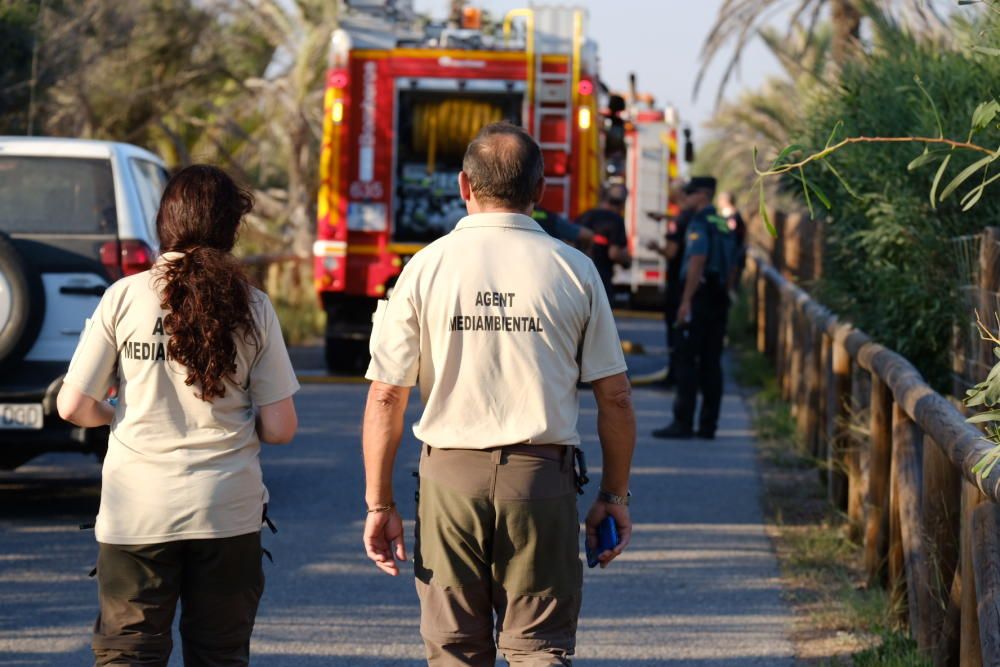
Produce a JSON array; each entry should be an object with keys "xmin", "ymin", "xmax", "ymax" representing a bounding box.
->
[{"xmin": 749, "ymin": 240, "xmax": 1000, "ymax": 665}]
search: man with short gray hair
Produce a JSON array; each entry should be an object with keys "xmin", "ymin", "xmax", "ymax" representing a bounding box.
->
[{"xmin": 361, "ymin": 121, "xmax": 636, "ymax": 666}]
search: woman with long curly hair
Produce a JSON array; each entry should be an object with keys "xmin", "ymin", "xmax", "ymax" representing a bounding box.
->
[{"xmin": 57, "ymin": 164, "xmax": 299, "ymax": 666}]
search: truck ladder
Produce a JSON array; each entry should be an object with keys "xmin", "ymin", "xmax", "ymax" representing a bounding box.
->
[{"xmin": 504, "ymin": 7, "xmax": 581, "ymax": 217}]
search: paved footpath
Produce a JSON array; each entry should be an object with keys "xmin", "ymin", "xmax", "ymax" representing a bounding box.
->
[{"xmin": 0, "ymin": 316, "xmax": 795, "ymax": 666}]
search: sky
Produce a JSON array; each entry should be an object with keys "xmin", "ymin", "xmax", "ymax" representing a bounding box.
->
[{"xmin": 411, "ymin": 0, "xmax": 787, "ymax": 140}]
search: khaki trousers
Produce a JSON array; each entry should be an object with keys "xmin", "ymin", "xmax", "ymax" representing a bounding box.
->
[
  {"xmin": 92, "ymin": 532, "xmax": 264, "ymax": 666},
  {"xmin": 415, "ymin": 444, "xmax": 583, "ymax": 667}
]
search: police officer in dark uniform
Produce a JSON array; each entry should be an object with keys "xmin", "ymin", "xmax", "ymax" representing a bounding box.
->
[
  {"xmin": 652, "ymin": 176, "xmax": 737, "ymax": 440},
  {"xmin": 648, "ymin": 183, "xmax": 695, "ymax": 387}
]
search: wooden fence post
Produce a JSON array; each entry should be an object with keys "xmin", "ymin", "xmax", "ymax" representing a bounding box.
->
[
  {"xmin": 980, "ymin": 228, "xmax": 1000, "ymax": 363},
  {"xmin": 959, "ymin": 226, "xmax": 1000, "ymax": 667},
  {"xmin": 756, "ymin": 263, "xmax": 767, "ymax": 356},
  {"xmin": 923, "ymin": 435, "xmax": 962, "ymax": 663},
  {"xmin": 960, "ymin": 482, "xmax": 984, "ymax": 667},
  {"xmin": 797, "ymin": 314, "xmax": 820, "ymax": 455},
  {"xmin": 776, "ymin": 291, "xmax": 788, "ymax": 396},
  {"xmin": 767, "ymin": 280, "xmax": 779, "ymax": 361},
  {"xmin": 972, "ymin": 502, "xmax": 1000, "ymax": 665},
  {"xmin": 781, "ymin": 297, "xmax": 792, "ymax": 402},
  {"xmin": 888, "ymin": 403, "xmax": 916, "ymax": 625},
  {"xmin": 937, "ymin": 569, "xmax": 964, "ymax": 667},
  {"xmin": 265, "ymin": 261, "xmax": 281, "ymax": 297},
  {"xmin": 808, "ymin": 320, "xmax": 824, "ymax": 457},
  {"xmin": 953, "ymin": 322, "xmax": 969, "ymax": 402},
  {"xmin": 846, "ymin": 364, "xmax": 869, "ymax": 540},
  {"xmin": 785, "ymin": 298, "xmax": 796, "ymax": 402},
  {"xmin": 892, "ymin": 408, "xmax": 932, "ymax": 651},
  {"xmin": 818, "ymin": 333, "xmax": 832, "ymax": 469},
  {"xmin": 865, "ymin": 376, "xmax": 893, "ymax": 586},
  {"xmin": 827, "ymin": 334, "xmax": 851, "ymax": 508},
  {"xmin": 789, "ymin": 306, "xmax": 804, "ymax": 412}
]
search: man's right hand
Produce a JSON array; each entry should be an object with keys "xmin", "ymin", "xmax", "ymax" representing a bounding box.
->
[
  {"xmin": 363, "ymin": 508, "xmax": 407, "ymax": 576},
  {"xmin": 584, "ymin": 500, "xmax": 632, "ymax": 569}
]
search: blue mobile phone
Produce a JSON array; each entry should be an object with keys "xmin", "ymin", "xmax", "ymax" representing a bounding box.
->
[{"xmin": 586, "ymin": 515, "xmax": 620, "ymax": 568}]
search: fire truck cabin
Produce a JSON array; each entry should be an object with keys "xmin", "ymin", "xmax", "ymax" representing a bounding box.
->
[{"xmin": 314, "ymin": 3, "xmax": 602, "ymax": 372}]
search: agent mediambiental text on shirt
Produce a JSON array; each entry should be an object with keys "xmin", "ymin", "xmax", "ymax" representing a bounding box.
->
[{"xmin": 450, "ymin": 289, "xmax": 545, "ymax": 333}]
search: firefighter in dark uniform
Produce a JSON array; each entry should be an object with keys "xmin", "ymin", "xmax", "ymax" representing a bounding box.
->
[
  {"xmin": 531, "ymin": 206, "xmax": 595, "ymax": 247},
  {"xmin": 652, "ymin": 177, "xmax": 737, "ymax": 440},
  {"xmin": 718, "ymin": 191, "xmax": 748, "ymax": 289},
  {"xmin": 577, "ymin": 183, "xmax": 630, "ymax": 301}
]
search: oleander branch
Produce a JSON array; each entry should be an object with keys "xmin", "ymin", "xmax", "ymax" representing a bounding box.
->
[{"xmin": 756, "ymin": 135, "xmax": 996, "ymax": 176}]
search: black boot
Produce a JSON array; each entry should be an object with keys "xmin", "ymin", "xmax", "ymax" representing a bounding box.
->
[
  {"xmin": 660, "ymin": 369, "xmax": 676, "ymax": 388},
  {"xmin": 652, "ymin": 422, "xmax": 694, "ymax": 439}
]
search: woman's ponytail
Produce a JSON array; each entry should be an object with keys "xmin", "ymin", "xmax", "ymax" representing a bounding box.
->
[{"xmin": 154, "ymin": 166, "xmax": 258, "ymax": 401}]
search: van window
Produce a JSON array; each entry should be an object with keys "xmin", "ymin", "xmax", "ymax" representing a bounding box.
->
[
  {"xmin": 0, "ymin": 157, "xmax": 117, "ymax": 234},
  {"xmin": 130, "ymin": 158, "xmax": 168, "ymax": 239}
]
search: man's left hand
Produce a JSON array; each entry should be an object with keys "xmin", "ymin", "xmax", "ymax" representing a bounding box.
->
[
  {"xmin": 584, "ymin": 500, "xmax": 632, "ymax": 569},
  {"xmin": 363, "ymin": 508, "xmax": 407, "ymax": 576}
]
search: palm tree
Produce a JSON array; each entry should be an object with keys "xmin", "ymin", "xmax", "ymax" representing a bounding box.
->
[
  {"xmin": 213, "ymin": 0, "xmax": 339, "ymax": 257},
  {"xmin": 697, "ymin": 24, "xmax": 832, "ymax": 197},
  {"xmin": 696, "ymin": 0, "xmax": 949, "ymax": 105},
  {"xmin": 30, "ymin": 0, "xmax": 237, "ymax": 144}
]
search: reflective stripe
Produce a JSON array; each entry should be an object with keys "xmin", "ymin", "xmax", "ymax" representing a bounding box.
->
[{"xmin": 313, "ymin": 240, "xmax": 346, "ymax": 256}]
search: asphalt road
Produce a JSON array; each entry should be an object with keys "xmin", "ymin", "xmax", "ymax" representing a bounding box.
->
[{"xmin": 0, "ymin": 316, "xmax": 795, "ymax": 666}]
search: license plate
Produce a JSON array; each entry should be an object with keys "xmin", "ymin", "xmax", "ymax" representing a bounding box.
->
[{"xmin": 0, "ymin": 403, "xmax": 44, "ymax": 430}]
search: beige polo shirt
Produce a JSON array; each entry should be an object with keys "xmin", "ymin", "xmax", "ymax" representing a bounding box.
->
[
  {"xmin": 63, "ymin": 254, "xmax": 300, "ymax": 545},
  {"xmin": 366, "ymin": 212, "xmax": 627, "ymax": 449}
]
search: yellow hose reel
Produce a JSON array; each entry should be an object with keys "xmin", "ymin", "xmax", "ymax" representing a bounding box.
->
[{"xmin": 411, "ymin": 99, "xmax": 504, "ymax": 172}]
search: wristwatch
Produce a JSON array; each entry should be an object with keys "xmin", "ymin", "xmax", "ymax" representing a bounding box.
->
[{"xmin": 598, "ymin": 489, "xmax": 631, "ymax": 506}]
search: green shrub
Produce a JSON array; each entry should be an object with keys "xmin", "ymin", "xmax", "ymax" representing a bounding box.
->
[
  {"xmin": 851, "ymin": 631, "xmax": 930, "ymax": 667},
  {"xmin": 793, "ymin": 12, "xmax": 1000, "ymax": 391}
]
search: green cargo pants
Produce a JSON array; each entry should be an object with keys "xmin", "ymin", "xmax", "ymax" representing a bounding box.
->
[
  {"xmin": 92, "ymin": 531, "xmax": 264, "ymax": 666},
  {"xmin": 414, "ymin": 443, "xmax": 583, "ymax": 667}
]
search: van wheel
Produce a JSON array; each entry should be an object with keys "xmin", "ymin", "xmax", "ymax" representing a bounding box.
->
[{"xmin": 0, "ymin": 233, "xmax": 45, "ymax": 372}]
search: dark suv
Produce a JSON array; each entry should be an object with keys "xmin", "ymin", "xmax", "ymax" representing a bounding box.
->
[{"xmin": 0, "ymin": 138, "xmax": 167, "ymax": 470}]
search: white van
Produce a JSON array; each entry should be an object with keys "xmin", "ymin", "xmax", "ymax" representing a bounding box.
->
[{"xmin": 0, "ymin": 137, "xmax": 167, "ymax": 469}]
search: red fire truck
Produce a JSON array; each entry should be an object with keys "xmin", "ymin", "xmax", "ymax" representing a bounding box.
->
[{"xmin": 313, "ymin": 2, "xmax": 679, "ymax": 371}]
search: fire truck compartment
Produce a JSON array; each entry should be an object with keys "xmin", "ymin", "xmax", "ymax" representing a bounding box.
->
[{"xmin": 393, "ymin": 90, "xmax": 523, "ymax": 243}]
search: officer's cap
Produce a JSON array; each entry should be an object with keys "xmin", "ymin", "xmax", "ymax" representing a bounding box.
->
[{"xmin": 683, "ymin": 176, "xmax": 717, "ymax": 194}]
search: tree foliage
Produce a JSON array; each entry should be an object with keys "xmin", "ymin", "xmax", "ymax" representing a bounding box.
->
[
  {"xmin": 0, "ymin": 0, "xmax": 336, "ymax": 256},
  {"xmin": 763, "ymin": 9, "xmax": 1000, "ymax": 390},
  {"xmin": 0, "ymin": 2, "xmax": 38, "ymax": 135}
]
